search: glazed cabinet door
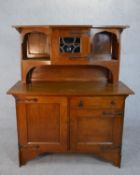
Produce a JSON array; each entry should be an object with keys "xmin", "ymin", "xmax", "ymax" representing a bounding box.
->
[
  {"xmin": 70, "ymin": 96, "xmax": 125, "ymax": 152},
  {"xmin": 16, "ymin": 96, "xmax": 68, "ymax": 152},
  {"xmin": 51, "ymin": 28, "xmax": 90, "ymax": 64}
]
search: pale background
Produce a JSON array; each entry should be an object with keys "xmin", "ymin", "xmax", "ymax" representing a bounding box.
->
[{"xmin": 0, "ymin": 0, "xmax": 139, "ymax": 175}]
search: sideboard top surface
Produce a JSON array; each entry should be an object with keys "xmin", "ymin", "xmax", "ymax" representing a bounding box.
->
[{"xmin": 7, "ymin": 81, "xmax": 134, "ymax": 96}]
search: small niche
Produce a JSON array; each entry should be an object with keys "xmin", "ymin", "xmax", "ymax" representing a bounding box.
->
[
  {"xmin": 92, "ymin": 31, "xmax": 118, "ymax": 60},
  {"xmin": 22, "ymin": 32, "xmax": 50, "ymax": 60}
]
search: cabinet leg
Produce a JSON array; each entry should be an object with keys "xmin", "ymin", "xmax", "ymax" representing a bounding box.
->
[
  {"xmin": 113, "ymin": 155, "xmax": 121, "ymax": 168},
  {"xmin": 19, "ymin": 149, "xmax": 39, "ymax": 166},
  {"xmin": 94, "ymin": 150, "xmax": 121, "ymax": 168},
  {"xmin": 19, "ymin": 150, "xmax": 27, "ymax": 166}
]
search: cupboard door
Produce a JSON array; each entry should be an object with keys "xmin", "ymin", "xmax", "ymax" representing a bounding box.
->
[
  {"xmin": 70, "ymin": 104, "xmax": 124, "ymax": 152},
  {"xmin": 51, "ymin": 29, "xmax": 90, "ymax": 64},
  {"xmin": 16, "ymin": 97, "xmax": 68, "ymax": 151}
]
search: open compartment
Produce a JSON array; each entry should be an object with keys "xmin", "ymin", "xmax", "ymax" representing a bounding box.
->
[
  {"xmin": 91, "ymin": 31, "xmax": 119, "ymax": 60},
  {"xmin": 22, "ymin": 32, "xmax": 50, "ymax": 60}
]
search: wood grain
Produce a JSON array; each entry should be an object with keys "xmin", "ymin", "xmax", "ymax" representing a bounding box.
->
[
  {"xmin": 7, "ymin": 81, "xmax": 134, "ymax": 96},
  {"xmin": 7, "ymin": 25, "xmax": 133, "ymax": 167}
]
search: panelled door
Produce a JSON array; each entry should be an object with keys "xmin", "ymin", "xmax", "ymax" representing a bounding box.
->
[
  {"xmin": 16, "ymin": 96, "xmax": 68, "ymax": 152},
  {"xmin": 70, "ymin": 96, "xmax": 124, "ymax": 152}
]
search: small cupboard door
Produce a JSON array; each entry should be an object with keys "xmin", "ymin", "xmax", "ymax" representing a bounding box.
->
[
  {"xmin": 16, "ymin": 96, "xmax": 68, "ymax": 151},
  {"xmin": 70, "ymin": 97, "xmax": 124, "ymax": 152},
  {"xmin": 51, "ymin": 28, "xmax": 90, "ymax": 64}
]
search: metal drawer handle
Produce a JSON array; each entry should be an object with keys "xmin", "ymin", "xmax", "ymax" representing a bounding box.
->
[
  {"xmin": 78, "ymin": 101, "xmax": 84, "ymax": 108},
  {"xmin": 25, "ymin": 98, "xmax": 38, "ymax": 102},
  {"xmin": 102, "ymin": 112, "xmax": 123, "ymax": 116}
]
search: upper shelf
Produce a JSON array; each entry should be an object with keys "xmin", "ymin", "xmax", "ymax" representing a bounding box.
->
[
  {"xmin": 13, "ymin": 25, "xmax": 92, "ymax": 33},
  {"xmin": 13, "ymin": 25, "xmax": 129, "ymax": 33},
  {"xmin": 92, "ymin": 25, "xmax": 129, "ymax": 29},
  {"xmin": 20, "ymin": 25, "xmax": 127, "ymax": 61}
]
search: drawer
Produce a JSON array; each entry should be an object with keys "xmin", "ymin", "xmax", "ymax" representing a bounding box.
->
[
  {"xmin": 70, "ymin": 96, "xmax": 124, "ymax": 109},
  {"xmin": 16, "ymin": 96, "xmax": 67, "ymax": 104}
]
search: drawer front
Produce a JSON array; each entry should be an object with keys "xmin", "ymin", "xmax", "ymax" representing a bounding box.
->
[
  {"xmin": 70, "ymin": 96, "xmax": 124, "ymax": 109},
  {"xmin": 16, "ymin": 96, "xmax": 67, "ymax": 104}
]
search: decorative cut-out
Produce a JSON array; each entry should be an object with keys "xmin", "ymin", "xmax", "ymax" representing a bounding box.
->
[{"xmin": 60, "ymin": 37, "xmax": 80, "ymax": 53}]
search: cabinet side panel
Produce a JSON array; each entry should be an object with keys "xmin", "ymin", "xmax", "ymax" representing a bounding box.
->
[{"xmin": 16, "ymin": 102, "xmax": 28, "ymax": 145}]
